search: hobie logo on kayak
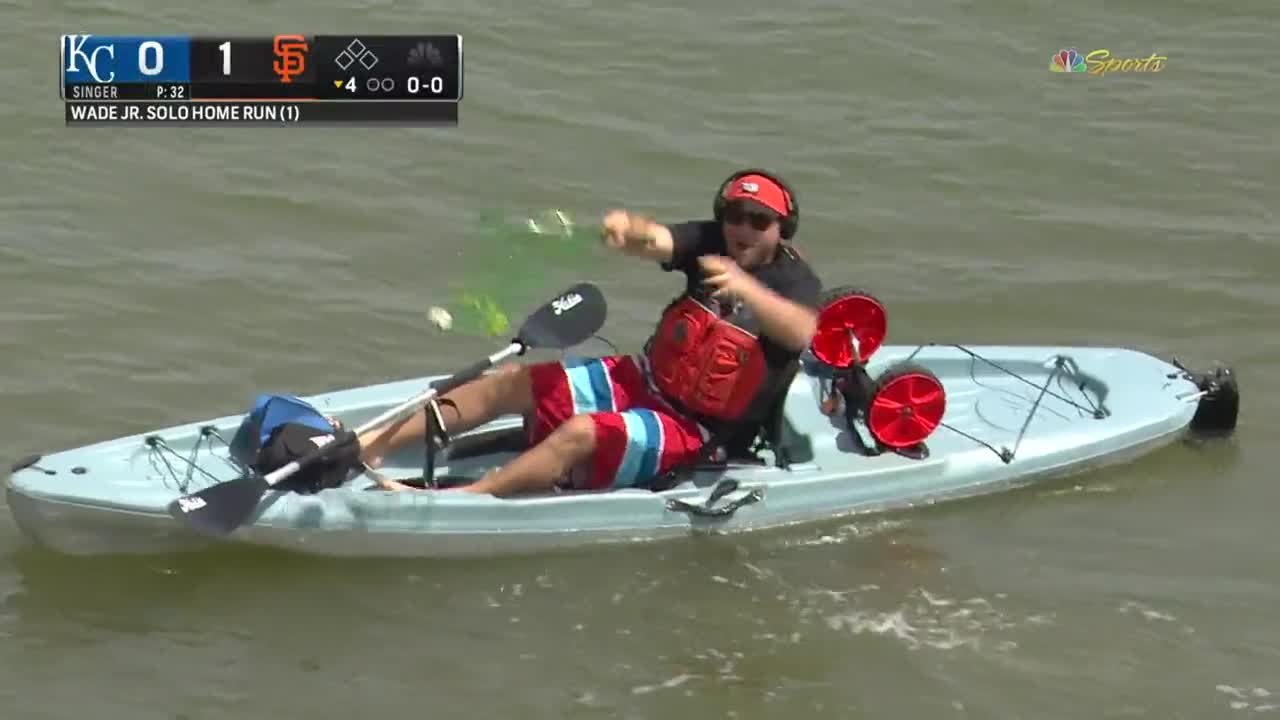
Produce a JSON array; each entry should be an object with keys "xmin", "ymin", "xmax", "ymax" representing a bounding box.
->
[
  {"xmin": 175, "ymin": 496, "xmax": 206, "ymax": 513},
  {"xmin": 551, "ymin": 292, "xmax": 583, "ymax": 315},
  {"xmin": 1051, "ymin": 48, "xmax": 1167, "ymax": 75}
]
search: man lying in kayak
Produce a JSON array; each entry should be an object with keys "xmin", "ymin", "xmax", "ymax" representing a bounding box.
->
[{"xmin": 358, "ymin": 169, "xmax": 823, "ymax": 496}]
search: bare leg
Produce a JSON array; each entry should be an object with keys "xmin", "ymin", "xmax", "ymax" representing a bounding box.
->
[
  {"xmin": 462, "ymin": 415, "xmax": 597, "ymax": 497},
  {"xmin": 358, "ymin": 362, "xmax": 534, "ymax": 467}
]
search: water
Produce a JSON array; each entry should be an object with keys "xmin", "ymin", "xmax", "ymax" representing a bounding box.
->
[{"xmin": 2, "ymin": 0, "xmax": 1277, "ymax": 717}]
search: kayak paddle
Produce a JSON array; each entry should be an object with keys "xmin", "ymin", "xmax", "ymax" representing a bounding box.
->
[{"xmin": 166, "ymin": 281, "xmax": 608, "ymax": 539}]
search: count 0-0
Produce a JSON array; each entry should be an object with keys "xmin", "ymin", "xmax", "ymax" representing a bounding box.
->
[{"xmin": 407, "ymin": 76, "xmax": 444, "ymax": 94}]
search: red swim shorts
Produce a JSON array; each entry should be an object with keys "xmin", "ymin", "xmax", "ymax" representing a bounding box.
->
[{"xmin": 525, "ymin": 354, "xmax": 709, "ymax": 490}]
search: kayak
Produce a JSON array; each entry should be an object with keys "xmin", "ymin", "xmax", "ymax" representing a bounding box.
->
[{"xmin": 5, "ymin": 285, "xmax": 1240, "ymax": 558}]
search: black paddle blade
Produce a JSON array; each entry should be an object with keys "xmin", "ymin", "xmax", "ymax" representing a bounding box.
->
[
  {"xmin": 518, "ymin": 281, "xmax": 606, "ymax": 350},
  {"xmin": 167, "ymin": 474, "xmax": 269, "ymax": 538}
]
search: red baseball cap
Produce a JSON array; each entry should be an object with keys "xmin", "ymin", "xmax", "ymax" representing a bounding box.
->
[{"xmin": 722, "ymin": 174, "xmax": 790, "ymax": 217}]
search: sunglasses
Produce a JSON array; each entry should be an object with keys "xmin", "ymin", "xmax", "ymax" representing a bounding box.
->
[{"xmin": 722, "ymin": 205, "xmax": 778, "ymax": 231}]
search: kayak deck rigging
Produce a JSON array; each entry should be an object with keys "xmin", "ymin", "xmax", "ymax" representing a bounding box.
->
[
  {"xmin": 142, "ymin": 427, "xmax": 241, "ymax": 496},
  {"xmin": 887, "ymin": 344, "xmax": 1110, "ymax": 465}
]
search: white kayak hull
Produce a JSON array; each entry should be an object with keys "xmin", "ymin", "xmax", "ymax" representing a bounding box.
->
[{"xmin": 6, "ymin": 343, "xmax": 1239, "ymax": 558}]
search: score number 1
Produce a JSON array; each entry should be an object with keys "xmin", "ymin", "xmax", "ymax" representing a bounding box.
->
[{"xmin": 219, "ymin": 41, "xmax": 233, "ymax": 75}]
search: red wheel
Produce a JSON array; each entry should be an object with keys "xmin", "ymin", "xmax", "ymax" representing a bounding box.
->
[
  {"xmin": 866, "ymin": 363, "xmax": 946, "ymax": 448},
  {"xmin": 810, "ymin": 287, "xmax": 887, "ymax": 369}
]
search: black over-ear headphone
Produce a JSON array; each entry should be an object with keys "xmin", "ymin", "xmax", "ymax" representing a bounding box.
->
[{"xmin": 712, "ymin": 167, "xmax": 800, "ymax": 240}]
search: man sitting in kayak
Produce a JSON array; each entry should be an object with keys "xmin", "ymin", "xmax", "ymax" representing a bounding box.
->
[{"xmin": 358, "ymin": 169, "xmax": 823, "ymax": 496}]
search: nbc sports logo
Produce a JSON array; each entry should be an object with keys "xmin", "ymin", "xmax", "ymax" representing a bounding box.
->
[
  {"xmin": 1050, "ymin": 47, "xmax": 1168, "ymax": 75},
  {"xmin": 1050, "ymin": 48, "xmax": 1086, "ymax": 73}
]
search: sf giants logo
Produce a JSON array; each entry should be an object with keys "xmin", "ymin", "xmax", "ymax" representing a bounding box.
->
[
  {"xmin": 273, "ymin": 35, "xmax": 308, "ymax": 83},
  {"xmin": 63, "ymin": 34, "xmax": 116, "ymax": 83}
]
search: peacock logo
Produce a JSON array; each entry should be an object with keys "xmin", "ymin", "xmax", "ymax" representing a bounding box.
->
[{"xmin": 1051, "ymin": 48, "xmax": 1087, "ymax": 73}]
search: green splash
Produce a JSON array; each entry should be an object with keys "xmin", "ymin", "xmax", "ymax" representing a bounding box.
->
[
  {"xmin": 442, "ymin": 208, "xmax": 596, "ymax": 338},
  {"xmin": 455, "ymin": 291, "xmax": 510, "ymax": 336}
]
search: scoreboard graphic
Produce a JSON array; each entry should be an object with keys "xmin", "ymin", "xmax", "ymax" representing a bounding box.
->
[{"xmin": 60, "ymin": 34, "xmax": 463, "ymax": 126}]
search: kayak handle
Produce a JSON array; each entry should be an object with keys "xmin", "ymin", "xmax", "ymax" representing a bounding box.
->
[
  {"xmin": 10, "ymin": 454, "xmax": 55, "ymax": 475},
  {"xmin": 666, "ymin": 477, "xmax": 764, "ymax": 519}
]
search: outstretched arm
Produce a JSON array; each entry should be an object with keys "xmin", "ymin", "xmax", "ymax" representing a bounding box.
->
[{"xmin": 600, "ymin": 210, "xmax": 674, "ymax": 264}]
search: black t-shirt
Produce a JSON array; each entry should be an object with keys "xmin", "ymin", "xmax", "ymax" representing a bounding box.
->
[{"xmin": 652, "ymin": 220, "xmax": 823, "ymax": 441}]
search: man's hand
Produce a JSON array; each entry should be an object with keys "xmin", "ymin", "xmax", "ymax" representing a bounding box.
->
[
  {"xmin": 601, "ymin": 210, "xmax": 674, "ymax": 262},
  {"xmin": 698, "ymin": 255, "xmax": 757, "ymax": 301},
  {"xmin": 701, "ymin": 255, "xmax": 818, "ymax": 352}
]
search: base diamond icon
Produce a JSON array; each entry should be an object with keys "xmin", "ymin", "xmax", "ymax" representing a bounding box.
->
[{"xmin": 334, "ymin": 38, "xmax": 378, "ymax": 71}]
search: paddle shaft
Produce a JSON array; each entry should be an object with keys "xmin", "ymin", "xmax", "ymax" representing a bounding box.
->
[{"xmin": 258, "ymin": 340, "xmax": 525, "ymax": 489}]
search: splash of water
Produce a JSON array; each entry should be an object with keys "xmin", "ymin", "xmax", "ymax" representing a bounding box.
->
[{"xmin": 443, "ymin": 208, "xmax": 594, "ymax": 338}]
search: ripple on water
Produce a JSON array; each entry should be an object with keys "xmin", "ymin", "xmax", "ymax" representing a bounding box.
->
[
  {"xmin": 812, "ymin": 587, "xmax": 1044, "ymax": 653},
  {"xmin": 1217, "ymin": 684, "xmax": 1278, "ymax": 713}
]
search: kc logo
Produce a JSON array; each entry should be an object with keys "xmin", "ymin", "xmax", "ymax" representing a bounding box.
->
[
  {"xmin": 63, "ymin": 34, "xmax": 116, "ymax": 83},
  {"xmin": 273, "ymin": 35, "xmax": 308, "ymax": 83}
]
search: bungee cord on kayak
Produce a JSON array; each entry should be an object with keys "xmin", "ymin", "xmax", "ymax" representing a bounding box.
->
[{"xmin": 142, "ymin": 428, "xmax": 239, "ymax": 495}]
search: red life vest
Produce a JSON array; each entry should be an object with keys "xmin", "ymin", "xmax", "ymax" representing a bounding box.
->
[{"xmin": 645, "ymin": 295, "xmax": 770, "ymax": 420}]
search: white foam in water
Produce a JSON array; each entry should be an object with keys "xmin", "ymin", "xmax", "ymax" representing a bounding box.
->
[
  {"xmin": 826, "ymin": 609, "xmax": 945, "ymax": 648},
  {"xmin": 813, "ymin": 587, "xmax": 1043, "ymax": 652},
  {"xmin": 1216, "ymin": 684, "xmax": 1278, "ymax": 712},
  {"xmin": 919, "ymin": 589, "xmax": 954, "ymax": 607},
  {"xmin": 785, "ymin": 518, "xmax": 907, "ymax": 547},
  {"xmin": 709, "ymin": 574, "xmax": 749, "ymax": 590},
  {"xmin": 1118, "ymin": 600, "xmax": 1177, "ymax": 622},
  {"xmin": 631, "ymin": 673, "xmax": 697, "ymax": 695},
  {"xmin": 692, "ymin": 647, "xmax": 742, "ymax": 682},
  {"xmin": 740, "ymin": 562, "xmax": 771, "ymax": 580},
  {"xmin": 1044, "ymin": 481, "xmax": 1119, "ymax": 496}
]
